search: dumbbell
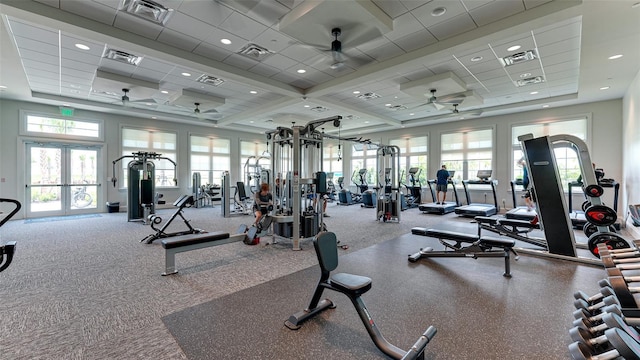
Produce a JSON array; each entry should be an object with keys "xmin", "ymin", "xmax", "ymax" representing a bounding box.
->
[
  {"xmin": 574, "ymin": 295, "xmax": 620, "ymax": 315},
  {"xmin": 573, "ymin": 304, "xmax": 625, "ymax": 328},
  {"xmin": 598, "ymin": 277, "xmax": 640, "ymax": 309},
  {"xmin": 575, "ymin": 287, "xmax": 618, "ymax": 306},
  {"xmin": 601, "ymin": 255, "xmax": 640, "ymax": 269},
  {"xmin": 569, "ymin": 328, "xmax": 640, "ymax": 360},
  {"xmin": 571, "ymin": 312, "xmax": 640, "ymax": 344},
  {"xmin": 606, "ymin": 267, "xmax": 640, "ymax": 281},
  {"xmin": 598, "ymin": 243, "xmax": 639, "ymax": 256}
]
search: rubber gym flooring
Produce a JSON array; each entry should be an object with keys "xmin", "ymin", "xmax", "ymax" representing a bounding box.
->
[{"xmin": 163, "ymin": 222, "xmax": 605, "ymax": 360}]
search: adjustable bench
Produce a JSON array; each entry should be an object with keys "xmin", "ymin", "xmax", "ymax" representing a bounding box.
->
[
  {"xmin": 475, "ymin": 216, "xmax": 547, "ymax": 249},
  {"xmin": 409, "ymin": 227, "xmax": 516, "ymax": 277},
  {"xmin": 160, "ymin": 231, "xmax": 245, "ymax": 275}
]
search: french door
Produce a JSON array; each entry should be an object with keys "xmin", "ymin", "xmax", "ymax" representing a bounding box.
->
[{"xmin": 26, "ymin": 143, "xmax": 101, "ymax": 217}]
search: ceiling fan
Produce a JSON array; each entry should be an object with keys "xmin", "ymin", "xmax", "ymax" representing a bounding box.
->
[
  {"xmin": 113, "ymin": 88, "xmax": 161, "ymax": 107},
  {"xmin": 415, "ymin": 89, "xmax": 468, "ymax": 111},
  {"xmin": 193, "ymin": 102, "xmax": 223, "ymax": 120}
]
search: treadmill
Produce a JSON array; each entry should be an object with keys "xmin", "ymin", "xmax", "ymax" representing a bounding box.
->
[
  {"xmin": 504, "ymin": 179, "xmax": 536, "ymax": 221},
  {"xmin": 418, "ymin": 171, "xmax": 459, "ymax": 215},
  {"xmin": 454, "ymin": 170, "xmax": 498, "ymax": 217}
]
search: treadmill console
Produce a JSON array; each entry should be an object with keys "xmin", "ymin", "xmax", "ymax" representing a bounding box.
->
[{"xmin": 476, "ymin": 170, "xmax": 492, "ymax": 181}]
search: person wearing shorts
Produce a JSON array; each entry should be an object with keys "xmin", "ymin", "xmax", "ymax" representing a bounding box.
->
[{"xmin": 435, "ymin": 165, "xmax": 450, "ymax": 205}]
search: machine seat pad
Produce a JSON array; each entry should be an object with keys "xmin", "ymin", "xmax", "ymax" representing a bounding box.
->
[
  {"xmin": 411, "ymin": 227, "xmax": 429, "ymax": 235},
  {"xmin": 330, "ymin": 272, "xmax": 372, "ymax": 296},
  {"xmin": 475, "ymin": 216, "xmax": 499, "ymax": 225},
  {"xmin": 161, "ymin": 231, "xmax": 229, "ymax": 249},
  {"xmin": 424, "ymin": 229, "xmax": 478, "ymax": 243},
  {"xmin": 479, "ymin": 236, "xmax": 516, "ymax": 248},
  {"xmin": 498, "ymin": 218, "xmax": 539, "ymax": 229}
]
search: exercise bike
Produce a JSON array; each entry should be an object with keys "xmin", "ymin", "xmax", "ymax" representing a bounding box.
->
[{"xmin": 0, "ymin": 198, "xmax": 21, "ymax": 273}]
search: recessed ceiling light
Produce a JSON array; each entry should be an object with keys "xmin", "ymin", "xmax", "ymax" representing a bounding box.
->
[
  {"xmin": 385, "ymin": 103, "xmax": 392, "ymax": 106},
  {"xmin": 297, "ymin": 69, "xmax": 306, "ymax": 74},
  {"xmin": 250, "ymin": 120, "xmax": 254, "ymax": 123},
  {"xmin": 409, "ymin": 113, "xmax": 414, "ymax": 116},
  {"xmin": 507, "ymin": 45, "xmax": 521, "ymax": 52},
  {"xmin": 0, "ymin": 85, "xmax": 7, "ymax": 89},
  {"xmin": 220, "ymin": 38, "xmax": 232, "ymax": 45},
  {"xmin": 151, "ymin": 116, "xmax": 157, "ymax": 119},
  {"xmin": 75, "ymin": 43, "xmax": 90, "ymax": 50},
  {"xmin": 542, "ymin": 104, "xmax": 550, "ymax": 108},
  {"xmin": 181, "ymin": 72, "xmax": 191, "ymax": 77},
  {"xmin": 353, "ymin": 90, "xmax": 360, "ymax": 94},
  {"xmin": 608, "ymin": 54, "xmax": 623, "ymax": 60},
  {"xmin": 304, "ymin": 105, "xmax": 310, "ymax": 108},
  {"xmin": 250, "ymin": 90, "xmax": 257, "ymax": 94},
  {"xmin": 431, "ymin": 7, "xmax": 446, "ymax": 16},
  {"xmin": 161, "ymin": 90, "xmax": 169, "ymax": 94},
  {"xmin": 364, "ymin": 121, "xmax": 369, "ymax": 124},
  {"xmin": 470, "ymin": 56, "xmax": 483, "ymax": 62},
  {"xmin": 520, "ymin": 73, "xmax": 531, "ymax": 78},
  {"xmin": 530, "ymin": 91, "xmax": 539, "ymax": 95},
  {"xmin": 600, "ymin": 86, "xmax": 610, "ymax": 90}
]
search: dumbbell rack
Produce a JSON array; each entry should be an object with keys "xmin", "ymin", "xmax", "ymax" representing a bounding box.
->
[{"xmin": 568, "ymin": 242, "xmax": 640, "ymax": 359}]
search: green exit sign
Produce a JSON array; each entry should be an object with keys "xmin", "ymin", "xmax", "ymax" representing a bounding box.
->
[{"xmin": 60, "ymin": 107, "xmax": 74, "ymax": 117}]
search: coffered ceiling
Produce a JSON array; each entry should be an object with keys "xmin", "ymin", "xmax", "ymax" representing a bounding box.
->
[{"xmin": 0, "ymin": 0, "xmax": 638, "ymax": 135}]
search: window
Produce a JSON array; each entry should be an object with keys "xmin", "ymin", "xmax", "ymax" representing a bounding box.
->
[
  {"xmin": 240, "ymin": 140, "xmax": 270, "ymax": 192},
  {"xmin": 23, "ymin": 113, "xmax": 103, "ymax": 140},
  {"xmin": 190, "ymin": 135, "xmax": 230, "ymax": 187},
  {"xmin": 121, "ymin": 127, "xmax": 177, "ymax": 187},
  {"xmin": 350, "ymin": 143, "xmax": 377, "ymax": 189},
  {"xmin": 441, "ymin": 129, "xmax": 493, "ymax": 181},
  {"xmin": 323, "ymin": 140, "xmax": 343, "ymax": 178},
  {"xmin": 390, "ymin": 136, "xmax": 428, "ymax": 186},
  {"xmin": 512, "ymin": 118, "xmax": 588, "ymax": 190}
]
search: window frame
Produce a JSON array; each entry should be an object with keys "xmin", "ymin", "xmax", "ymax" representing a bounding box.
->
[
  {"xmin": 189, "ymin": 134, "xmax": 231, "ymax": 187},
  {"xmin": 20, "ymin": 110, "xmax": 104, "ymax": 141},
  {"xmin": 120, "ymin": 125, "xmax": 178, "ymax": 189},
  {"xmin": 440, "ymin": 127, "xmax": 494, "ymax": 181}
]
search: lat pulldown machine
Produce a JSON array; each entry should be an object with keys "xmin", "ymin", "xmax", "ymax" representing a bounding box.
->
[{"xmin": 111, "ymin": 151, "xmax": 177, "ymax": 223}]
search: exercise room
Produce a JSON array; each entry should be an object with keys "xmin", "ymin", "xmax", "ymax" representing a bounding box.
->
[{"xmin": 1, "ymin": 1, "xmax": 639, "ymax": 359}]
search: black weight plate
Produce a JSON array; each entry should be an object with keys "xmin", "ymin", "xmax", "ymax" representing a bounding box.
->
[
  {"xmin": 581, "ymin": 200, "xmax": 591, "ymax": 212},
  {"xmin": 587, "ymin": 232, "xmax": 629, "ymax": 257},
  {"xmin": 584, "ymin": 204, "xmax": 617, "ymax": 226},
  {"xmin": 584, "ymin": 184, "xmax": 604, "ymax": 198},
  {"xmin": 582, "ymin": 223, "xmax": 616, "ymax": 238}
]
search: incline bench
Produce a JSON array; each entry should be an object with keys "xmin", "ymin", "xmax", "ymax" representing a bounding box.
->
[
  {"xmin": 161, "ymin": 231, "xmax": 245, "ymax": 275},
  {"xmin": 409, "ymin": 227, "xmax": 517, "ymax": 277}
]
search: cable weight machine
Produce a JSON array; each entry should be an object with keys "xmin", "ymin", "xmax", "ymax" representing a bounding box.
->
[{"xmin": 111, "ymin": 151, "xmax": 177, "ymax": 223}]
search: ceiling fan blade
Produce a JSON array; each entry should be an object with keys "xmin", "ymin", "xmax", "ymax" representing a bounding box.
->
[{"xmin": 433, "ymin": 102, "xmax": 446, "ymax": 111}]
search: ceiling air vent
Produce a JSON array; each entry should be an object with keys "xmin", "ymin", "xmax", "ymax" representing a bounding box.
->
[
  {"xmin": 387, "ymin": 105, "xmax": 407, "ymax": 111},
  {"xmin": 238, "ymin": 43, "xmax": 273, "ymax": 60},
  {"xmin": 500, "ymin": 49, "xmax": 538, "ymax": 67},
  {"xmin": 120, "ymin": 0, "xmax": 174, "ymax": 25},
  {"xmin": 196, "ymin": 74, "xmax": 225, "ymax": 87},
  {"xmin": 516, "ymin": 76, "xmax": 545, "ymax": 87},
  {"xmin": 102, "ymin": 48, "xmax": 143, "ymax": 66},
  {"xmin": 357, "ymin": 92, "xmax": 381, "ymax": 100},
  {"xmin": 310, "ymin": 106, "xmax": 329, "ymax": 112}
]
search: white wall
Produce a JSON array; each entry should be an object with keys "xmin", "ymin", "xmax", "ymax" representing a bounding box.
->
[
  {"xmin": 0, "ymin": 97, "xmax": 626, "ymax": 218},
  {"xmin": 622, "ymin": 69, "xmax": 640, "ymax": 237},
  {"xmin": 0, "ymin": 99, "xmax": 265, "ymax": 218}
]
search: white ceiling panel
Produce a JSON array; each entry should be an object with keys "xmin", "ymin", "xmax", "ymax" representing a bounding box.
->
[{"xmin": 1, "ymin": 0, "xmax": 637, "ymax": 135}]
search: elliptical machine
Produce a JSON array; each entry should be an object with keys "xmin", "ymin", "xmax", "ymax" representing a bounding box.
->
[{"xmin": 404, "ymin": 167, "xmax": 422, "ymax": 208}]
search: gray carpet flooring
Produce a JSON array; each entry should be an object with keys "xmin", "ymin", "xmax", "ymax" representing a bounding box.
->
[{"xmin": 0, "ymin": 200, "xmax": 616, "ymax": 359}]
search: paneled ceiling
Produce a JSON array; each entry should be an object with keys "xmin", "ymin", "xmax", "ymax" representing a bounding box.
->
[{"xmin": 0, "ymin": 0, "xmax": 638, "ymax": 135}]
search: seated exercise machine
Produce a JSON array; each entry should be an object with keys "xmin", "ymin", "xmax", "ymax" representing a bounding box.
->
[
  {"xmin": 286, "ymin": 231, "xmax": 437, "ymax": 359},
  {"xmin": 504, "ymin": 179, "xmax": 537, "ymax": 221},
  {"xmin": 419, "ymin": 173, "xmax": 459, "ymax": 215},
  {"xmin": 409, "ymin": 227, "xmax": 517, "ymax": 277},
  {"xmin": 141, "ymin": 195, "xmax": 206, "ymax": 244},
  {"xmin": 454, "ymin": 170, "xmax": 499, "ymax": 217},
  {"xmin": 0, "ymin": 198, "xmax": 21, "ymax": 273}
]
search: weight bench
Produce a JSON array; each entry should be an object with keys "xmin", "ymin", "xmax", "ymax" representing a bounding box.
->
[
  {"xmin": 409, "ymin": 227, "xmax": 516, "ymax": 277},
  {"xmin": 285, "ymin": 231, "xmax": 437, "ymax": 360},
  {"xmin": 475, "ymin": 216, "xmax": 547, "ymax": 250},
  {"xmin": 160, "ymin": 231, "xmax": 245, "ymax": 275}
]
